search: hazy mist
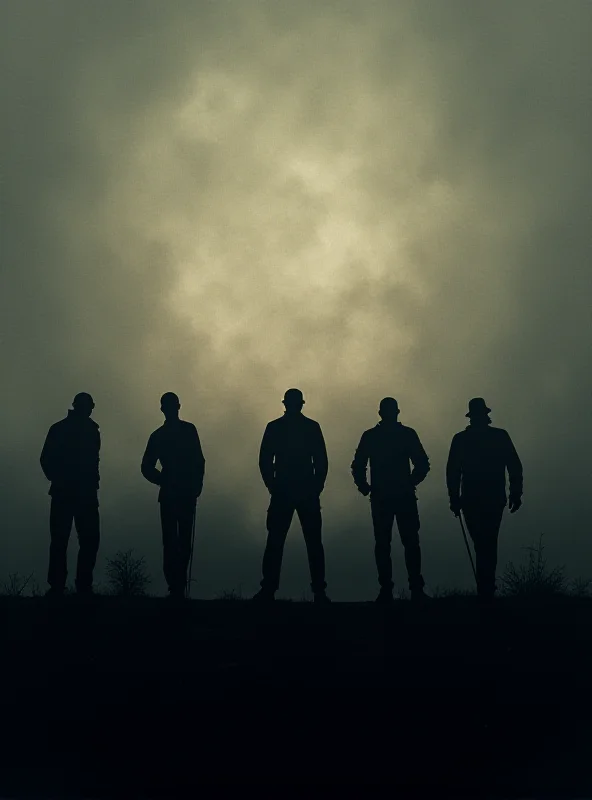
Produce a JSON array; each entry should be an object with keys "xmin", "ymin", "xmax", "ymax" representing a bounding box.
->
[{"xmin": 2, "ymin": 0, "xmax": 591, "ymax": 598}]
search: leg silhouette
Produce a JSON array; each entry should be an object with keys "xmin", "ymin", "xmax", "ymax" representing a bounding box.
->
[
  {"xmin": 48, "ymin": 496, "xmax": 74, "ymax": 591},
  {"xmin": 395, "ymin": 495, "xmax": 425, "ymax": 592},
  {"xmin": 297, "ymin": 495, "xmax": 326, "ymax": 593},
  {"xmin": 261, "ymin": 495, "xmax": 295, "ymax": 592},
  {"xmin": 74, "ymin": 499, "xmax": 100, "ymax": 592},
  {"xmin": 370, "ymin": 497, "xmax": 395, "ymax": 591},
  {"xmin": 464, "ymin": 505, "xmax": 504, "ymax": 598}
]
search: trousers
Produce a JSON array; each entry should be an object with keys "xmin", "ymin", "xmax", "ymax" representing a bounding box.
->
[
  {"xmin": 261, "ymin": 492, "xmax": 326, "ymax": 593},
  {"xmin": 160, "ymin": 496, "xmax": 196, "ymax": 594},
  {"xmin": 370, "ymin": 492, "xmax": 425, "ymax": 592},
  {"xmin": 48, "ymin": 493, "xmax": 100, "ymax": 592},
  {"xmin": 462, "ymin": 501, "xmax": 505, "ymax": 597}
]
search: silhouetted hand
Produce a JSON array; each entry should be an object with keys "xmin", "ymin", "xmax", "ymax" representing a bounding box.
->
[
  {"xmin": 358, "ymin": 484, "xmax": 371, "ymax": 497},
  {"xmin": 449, "ymin": 498, "xmax": 461, "ymax": 517},
  {"xmin": 509, "ymin": 496, "xmax": 522, "ymax": 513}
]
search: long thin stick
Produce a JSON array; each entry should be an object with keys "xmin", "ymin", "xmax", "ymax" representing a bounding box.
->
[
  {"xmin": 186, "ymin": 505, "xmax": 197, "ymax": 598},
  {"xmin": 459, "ymin": 513, "xmax": 477, "ymax": 584}
]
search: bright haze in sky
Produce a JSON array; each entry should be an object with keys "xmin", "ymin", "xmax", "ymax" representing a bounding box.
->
[{"xmin": 1, "ymin": 1, "xmax": 591, "ymax": 598}]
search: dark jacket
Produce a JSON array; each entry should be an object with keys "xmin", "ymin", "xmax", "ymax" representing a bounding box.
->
[
  {"xmin": 259, "ymin": 413, "xmax": 328, "ymax": 496},
  {"xmin": 40, "ymin": 411, "xmax": 100, "ymax": 497},
  {"xmin": 351, "ymin": 421, "xmax": 430, "ymax": 497},
  {"xmin": 141, "ymin": 419, "xmax": 205, "ymax": 502},
  {"xmin": 446, "ymin": 425, "xmax": 523, "ymax": 506}
]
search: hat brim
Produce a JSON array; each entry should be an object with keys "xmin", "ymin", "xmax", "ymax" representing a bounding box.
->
[{"xmin": 466, "ymin": 407, "xmax": 491, "ymax": 417}]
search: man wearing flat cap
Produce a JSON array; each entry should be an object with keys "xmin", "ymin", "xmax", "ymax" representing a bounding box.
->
[
  {"xmin": 446, "ymin": 398, "xmax": 523, "ymax": 603},
  {"xmin": 253, "ymin": 388, "xmax": 330, "ymax": 604}
]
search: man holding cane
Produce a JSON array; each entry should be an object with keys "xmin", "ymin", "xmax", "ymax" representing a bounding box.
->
[{"xmin": 446, "ymin": 398, "xmax": 523, "ymax": 605}]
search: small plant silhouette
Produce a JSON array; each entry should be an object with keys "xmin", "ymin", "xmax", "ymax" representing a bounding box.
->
[
  {"xmin": 1, "ymin": 572, "xmax": 35, "ymax": 597},
  {"xmin": 216, "ymin": 587, "xmax": 244, "ymax": 601},
  {"xmin": 499, "ymin": 535, "xmax": 566, "ymax": 598},
  {"xmin": 569, "ymin": 576, "xmax": 592, "ymax": 598},
  {"xmin": 105, "ymin": 550, "xmax": 151, "ymax": 597}
]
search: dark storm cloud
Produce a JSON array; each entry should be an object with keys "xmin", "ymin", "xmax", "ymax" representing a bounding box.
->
[{"xmin": 1, "ymin": 1, "xmax": 591, "ymax": 596}]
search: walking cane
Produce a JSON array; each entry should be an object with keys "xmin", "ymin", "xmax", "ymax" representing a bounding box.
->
[
  {"xmin": 458, "ymin": 512, "xmax": 477, "ymax": 584},
  {"xmin": 186, "ymin": 504, "xmax": 197, "ymax": 598}
]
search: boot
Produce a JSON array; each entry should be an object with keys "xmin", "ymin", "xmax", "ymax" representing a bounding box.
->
[
  {"xmin": 252, "ymin": 587, "xmax": 276, "ymax": 603},
  {"xmin": 375, "ymin": 587, "xmax": 395, "ymax": 605},
  {"xmin": 411, "ymin": 587, "xmax": 431, "ymax": 606}
]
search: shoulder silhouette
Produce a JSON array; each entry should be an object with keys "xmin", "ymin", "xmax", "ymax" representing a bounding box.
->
[
  {"xmin": 141, "ymin": 392, "xmax": 205, "ymax": 501},
  {"xmin": 259, "ymin": 388, "xmax": 328, "ymax": 497},
  {"xmin": 40, "ymin": 392, "xmax": 100, "ymax": 496}
]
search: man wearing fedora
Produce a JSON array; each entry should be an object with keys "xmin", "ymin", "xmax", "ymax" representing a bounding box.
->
[
  {"xmin": 351, "ymin": 397, "xmax": 431, "ymax": 605},
  {"xmin": 446, "ymin": 398, "xmax": 523, "ymax": 603},
  {"xmin": 253, "ymin": 388, "xmax": 330, "ymax": 604}
]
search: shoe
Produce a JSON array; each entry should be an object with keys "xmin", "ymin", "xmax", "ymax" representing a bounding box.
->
[
  {"xmin": 375, "ymin": 588, "xmax": 395, "ymax": 605},
  {"xmin": 45, "ymin": 587, "xmax": 64, "ymax": 599},
  {"xmin": 314, "ymin": 591, "xmax": 332, "ymax": 605},
  {"xmin": 251, "ymin": 588, "xmax": 275, "ymax": 603},
  {"xmin": 478, "ymin": 593, "xmax": 495, "ymax": 608},
  {"xmin": 411, "ymin": 588, "xmax": 431, "ymax": 605}
]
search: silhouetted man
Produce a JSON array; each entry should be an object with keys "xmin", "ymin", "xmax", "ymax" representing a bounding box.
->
[
  {"xmin": 446, "ymin": 398, "xmax": 523, "ymax": 603},
  {"xmin": 40, "ymin": 392, "xmax": 101, "ymax": 596},
  {"xmin": 141, "ymin": 393, "xmax": 205, "ymax": 599},
  {"xmin": 253, "ymin": 389, "xmax": 330, "ymax": 604},
  {"xmin": 351, "ymin": 398, "xmax": 430, "ymax": 604}
]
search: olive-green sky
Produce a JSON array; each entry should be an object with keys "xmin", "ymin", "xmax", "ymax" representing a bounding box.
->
[{"xmin": 2, "ymin": 0, "xmax": 591, "ymax": 598}]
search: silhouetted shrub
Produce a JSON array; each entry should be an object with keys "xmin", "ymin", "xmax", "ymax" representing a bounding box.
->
[
  {"xmin": 216, "ymin": 588, "xmax": 244, "ymax": 601},
  {"xmin": 105, "ymin": 550, "xmax": 151, "ymax": 597},
  {"xmin": 569, "ymin": 576, "xmax": 592, "ymax": 598},
  {"xmin": 499, "ymin": 535, "xmax": 566, "ymax": 598},
  {"xmin": 431, "ymin": 586, "xmax": 475, "ymax": 599},
  {"xmin": 1, "ymin": 572, "xmax": 35, "ymax": 597}
]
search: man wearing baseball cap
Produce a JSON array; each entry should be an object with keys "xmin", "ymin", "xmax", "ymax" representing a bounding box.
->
[
  {"xmin": 446, "ymin": 398, "xmax": 523, "ymax": 604},
  {"xmin": 253, "ymin": 388, "xmax": 330, "ymax": 604}
]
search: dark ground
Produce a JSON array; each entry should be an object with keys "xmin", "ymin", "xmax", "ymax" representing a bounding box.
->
[{"xmin": 1, "ymin": 594, "xmax": 591, "ymax": 797}]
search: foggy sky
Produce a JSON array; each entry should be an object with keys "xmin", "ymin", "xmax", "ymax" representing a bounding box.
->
[{"xmin": 2, "ymin": 0, "xmax": 591, "ymax": 598}]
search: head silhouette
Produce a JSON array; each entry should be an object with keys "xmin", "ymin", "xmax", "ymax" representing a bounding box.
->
[
  {"xmin": 465, "ymin": 397, "xmax": 492, "ymax": 426},
  {"xmin": 379, "ymin": 397, "xmax": 400, "ymax": 423},
  {"xmin": 160, "ymin": 392, "xmax": 181, "ymax": 421},
  {"xmin": 282, "ymin": 388, "xmax": 305, "ymax": 414},
  {"xmin": 72, "ymin": 392, "xmax": 95, "ymax": 418}
]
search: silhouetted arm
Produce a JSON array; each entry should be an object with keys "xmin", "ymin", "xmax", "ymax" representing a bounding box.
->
[
  {"xmin": 40, "ymin": 425, "xmax": 58, "ymax": 482},
  {"xmin": 94, "ymin": 426, "xmax": 101, "ymax": 486},
  {"xmin": 446, "ymin": 434, "xmax": 462, "ymax": 503},
  {"xmin": 312, "ymin": 423, "xmax": 329, "ymax": 493},
  {"xmin": 141, "ymin": 433, "xmax": 162, "ymax": 486},
  {"xmin": 259, "ymin": 423, "xmax": 275, "ymax": 491},
  {"xmin": 191, "ymin": 426, "xmax": 206, "ymax": 498},
  {"xmin": 351, "ymin": 432, "xmax": 371, "ymax": 494},
  {"xmin": 409, "ymin": 430, "xmax": 430, "ymax": 487},
  {"xmin": 504, "ymin": 431, "xmax": 523, "ymax": 500}
]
